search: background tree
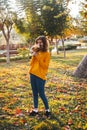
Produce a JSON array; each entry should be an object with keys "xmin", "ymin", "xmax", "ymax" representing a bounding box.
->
[
  {"xmin": 73, "ymin": 54, "xmax": 87, "ymax": 78},
  {"xmin": 0, "ymin": 0, "xmax": 16, "ymax": 64},
  {"xmin": 80, "ymin": 0, "xmax": 87, "ymax": 36},
  {"xmin": 40, "ymin": 0, "xmax": 69, "ymax": 57},
  {"xmin": 14, "ymin": 0, "xmax": 72, "ymax": 58},
  {"xmin": 15, "ymin": 0, "xmax": 69, "ymax": 43},
  {"xmin": 73, "ymin": 0, "xmax": 87, "ymax": 78},
  {"xmin": 15, "ymin": 0, "xmax": 44, "ymax": 43},
  {"xmin": 56, "ymin": 0, "xmax": 69, "ymax": 57}
]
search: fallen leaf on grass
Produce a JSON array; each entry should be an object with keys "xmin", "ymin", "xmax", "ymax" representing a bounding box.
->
[{"xmin": 64, "ymin": 125, "xmax": 71, "ymax": 130}]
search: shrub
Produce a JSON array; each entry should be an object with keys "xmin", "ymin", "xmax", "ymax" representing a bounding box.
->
[
  {"xmin": 49, "ymin": 46, "xmax": 54, "ymax": 53},
  {"xmin": 58, "ymin": 44, "xmax": 77, "ymax": 51},
  {"xmin": 0, "ymin": 57, "xmax": 6, "ymax": 62},
  {"xmin": 79, "ymin": 39, "xmax": 87, "ymax": 43}
]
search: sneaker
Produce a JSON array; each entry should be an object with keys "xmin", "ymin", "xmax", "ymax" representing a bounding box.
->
[
  {"xmin": 29, "ymin": 110, "xmax": 38, "ymax": 116},
  {"xmin": 45, "ymin": 111, "xmax": 51, "ymax": 117}
]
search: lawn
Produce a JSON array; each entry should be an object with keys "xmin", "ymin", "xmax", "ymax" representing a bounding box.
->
[{"xmin": 0, "ymin": 49, "xmax": 87, "ymax": 130}]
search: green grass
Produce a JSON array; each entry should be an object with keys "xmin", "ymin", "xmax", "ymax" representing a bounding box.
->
[{"xmin": 0, "ymin": 49, "xmax": 87, "ymax": 130}]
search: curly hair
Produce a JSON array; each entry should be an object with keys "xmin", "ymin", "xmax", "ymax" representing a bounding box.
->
[{"xmin": 35, "ymin": 35, "xmax": 48, "ymax": 52}]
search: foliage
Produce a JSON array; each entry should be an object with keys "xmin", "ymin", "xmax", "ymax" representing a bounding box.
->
[
  {"xmin": 14, "ymin": 0, "xmax": 44, "ymax": 40},
  {"xmin": 0, "ymin": 49, "xmax": 87, "ymax": 130},
  {"xmin": 14, "ymin": 0, "xmax": 69, "ymax": 41},
  {"xmin": 79, "ymin": 0, "xmax": 87, "ymax": 35},
  {"xmin": 41, "ymin": 0, "xmax": 69, "ymax": 37}
]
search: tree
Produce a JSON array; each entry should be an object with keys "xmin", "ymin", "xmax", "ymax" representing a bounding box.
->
[
  {"xmin": 15, "ymin": 0, "xmax": 44, "ymax": 42},
  {"xmin": 15, "ymin": 0, "xmax": 69, "ymax": 39},
  {"xmin": 14, "ymin": 0, "xmax": 70, "ymax": 58},
  {"xmin": 56, "ymin": 0, "xmax": 69, "ymax": 58},
  {"xmin": 41, "ymin": 0, "xmax": 68, "ymax": 57},
  {"xmin": 73, "ymin": 0, "xmax": 87, "ymax": 78},
  {"xmin": 73, "ymin": 54, "xmax": 87, "ymax": 78},
  {"xmin": 79, "ymin": 0, "xmax": 87, "ymax": 36},
  {"xmin": 0, "ymin": 0, "xmax": 16, "ymax": 64}
]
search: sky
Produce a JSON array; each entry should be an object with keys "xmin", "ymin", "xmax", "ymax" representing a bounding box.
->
[{"xmin": 68, "ymin": 0, "xmax": 84, "ymax": 17}]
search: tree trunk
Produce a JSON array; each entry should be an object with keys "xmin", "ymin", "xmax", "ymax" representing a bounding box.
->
[
  {"xmin": 55, "ymin": 39, "xmax": 59, "ymax": 55},
  {"xmin": 73, "ymin": 55, "xmax": 87, "ymax": 78},
  {"xmin": 6, "ymin": 40, "xmax": 10, "ymax": 64},
  {"xmin": 2, "ymin": 28, "xmax": 10, "ymax": 64},
  {"xmin": 61, "ymin": 37, "xmax": 66, "ymax": 58}
]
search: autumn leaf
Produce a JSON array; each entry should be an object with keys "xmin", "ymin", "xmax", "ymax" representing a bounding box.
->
[
  {"xmin": 68, "ymin": 118, "xmax": 73, "ymax": 125},
  {"xmin": 15, "ymin": 107, "xmax": 22, "ymax": 116}
]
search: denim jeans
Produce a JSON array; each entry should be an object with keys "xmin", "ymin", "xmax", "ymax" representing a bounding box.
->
[{"xmin": 30, "ymin": 74, "xmax": 49, "ymax": 110}]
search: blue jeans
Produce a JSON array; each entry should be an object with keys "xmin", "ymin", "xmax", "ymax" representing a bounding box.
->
[{"xmin": 30, "ymin": 74, "xmax": 49, "ymax": 110}]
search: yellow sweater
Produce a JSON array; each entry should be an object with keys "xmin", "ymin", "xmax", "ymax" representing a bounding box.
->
[{"xmin": 29, "ymin": 51, "xmax": 50, "ymax": 80}]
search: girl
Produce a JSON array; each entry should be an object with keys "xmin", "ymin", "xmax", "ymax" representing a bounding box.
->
[{"xmin": 29, "ymin": 35, "xmax": 51, "ymax": 117}]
